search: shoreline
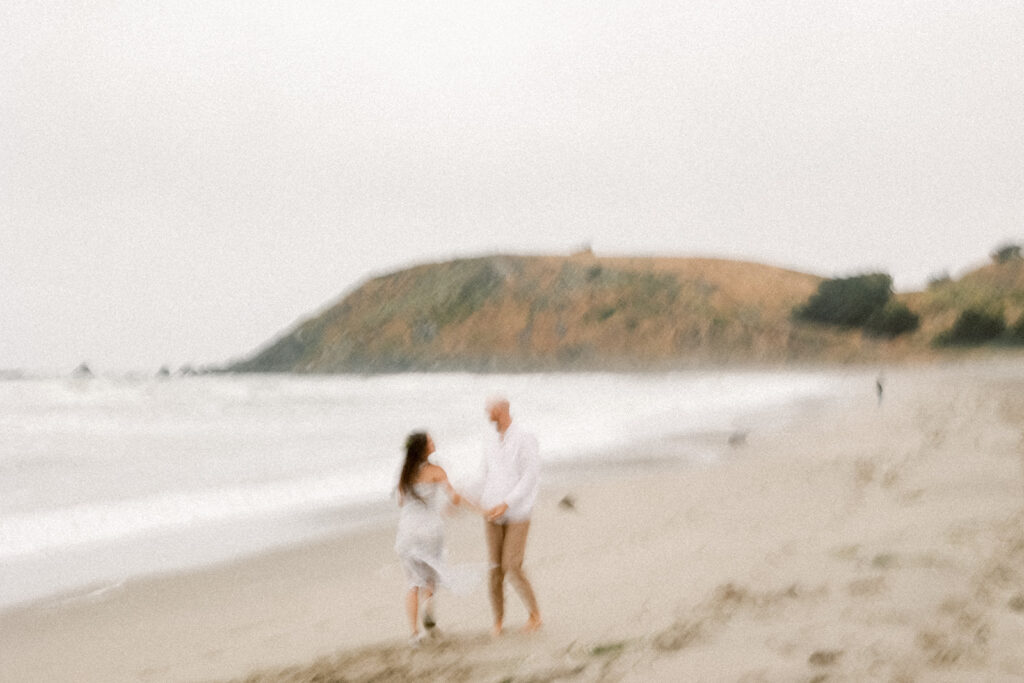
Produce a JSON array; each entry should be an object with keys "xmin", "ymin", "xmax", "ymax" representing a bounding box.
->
[
  {"xmin": 0, "ymin": 496, "xmax": 400, "ymax": 615},
  {"xmin": 2, "ymin": 366, "xmax": 821, "ymax": 616},
  {"xmin": 0, "ymin": 420, "xmax": 738, "ymax": 618},
  {"xmin": 0, "ymin": 429, "xmax": 723, "ymax": 618},
  {"xmin": 2, "ymin": 360, "xmax": 1023, "ymax": 681}
]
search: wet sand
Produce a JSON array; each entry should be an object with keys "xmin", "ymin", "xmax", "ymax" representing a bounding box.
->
[{"xmin": 2, "ymin": 360, "xmax": 1023, "ymax": 682}]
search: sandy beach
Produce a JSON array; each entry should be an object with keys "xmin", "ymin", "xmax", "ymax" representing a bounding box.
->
[{"xmin": 3, "ymin": 359, "xmax": 1024, "ymax": 682}]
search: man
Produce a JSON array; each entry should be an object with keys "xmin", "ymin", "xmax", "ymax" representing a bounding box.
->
[{"xmin": 475, "ymin": 397, "xmax": 542, "ymax": 635}]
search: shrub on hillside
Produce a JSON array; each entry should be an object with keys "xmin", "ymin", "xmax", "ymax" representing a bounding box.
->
[
  {"xmin": 926, "ymin": 271, "xmax": 952, "ymax": 289},
  {"xmin": 863, "ymin": 301, "xmax": 920, "ymax": 338},
  {"xmin": 1006, "ymin": 313, "xmax": 1024, "ymax": 345},
  {"xmin": 934, "ymin": 308, "xmax": 1006, "ymax": 346},
  {"xmin": 794, "ymin": 273, "xmax": 893, "ymax": 327},
  {"xmin": 991, "ymin": 243, "xmax": 1022, "ymax": 264}
]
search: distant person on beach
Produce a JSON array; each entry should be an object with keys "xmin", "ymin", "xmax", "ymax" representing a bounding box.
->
[
  {"xmin": 394, "ymin": 431, "xmax": 471, "ymax": 644},
  {"xmin": 472, "ymin": 397, "xmax": 543, "ymax": 635}
]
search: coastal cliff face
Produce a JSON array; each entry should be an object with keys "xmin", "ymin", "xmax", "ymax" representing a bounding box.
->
[{"xmin": 225, "ymin": 253, "xmax": 1024, "ymax": 373}]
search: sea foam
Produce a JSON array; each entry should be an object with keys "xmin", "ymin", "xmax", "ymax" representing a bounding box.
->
[{"xmin": 0, "ymin": 370, "xmax": 862, "ymax": 607}]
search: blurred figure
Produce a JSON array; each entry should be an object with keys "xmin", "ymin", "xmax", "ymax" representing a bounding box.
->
[
  {"xmin": 473, "ymin": 397, "xmax": 543, "ymax": 635},
  {"xmin": 394, "ymin": 431, "xmax": 467, "ymax": 644}
]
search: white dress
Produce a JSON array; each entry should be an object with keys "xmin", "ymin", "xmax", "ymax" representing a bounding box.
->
[
  {"xmin": 394, "ymin": 482, "xmax": 483, "ymax": 594},
  {"xmin": 394, "ymin": 482, "xmax": 449, "ymax": 589}
]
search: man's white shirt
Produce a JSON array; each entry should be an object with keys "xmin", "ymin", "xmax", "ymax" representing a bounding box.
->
[{"xmin": 476, "ymin": 422, "xmax": 540, "ymax": 522}]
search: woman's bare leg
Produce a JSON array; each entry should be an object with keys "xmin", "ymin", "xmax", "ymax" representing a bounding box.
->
[{"xmin": 405, "ymin": 587, "xmax": 420, "ymax": 636}]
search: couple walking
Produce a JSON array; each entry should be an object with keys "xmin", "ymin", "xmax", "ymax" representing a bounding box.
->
[{"xmin": 394, "ymin": 397, "xmax": 543, "ymax": 643}]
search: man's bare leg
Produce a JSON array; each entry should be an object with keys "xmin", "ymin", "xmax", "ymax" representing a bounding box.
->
[
  {"xmin": 522, "ymin": 612, "xmax": 543, "ymax": 632},
  {"xmin": 485, "ymin": 521, "xmax": 506, "ymax": 636},
  {"xmin": 502, "ymin": 521, "xmax": 542, "ymax": 632}
]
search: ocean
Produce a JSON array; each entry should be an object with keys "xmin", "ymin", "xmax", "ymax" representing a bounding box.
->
[{"xmin": 0, "ymin": 369, "xmax": 868, "ymax": 609}]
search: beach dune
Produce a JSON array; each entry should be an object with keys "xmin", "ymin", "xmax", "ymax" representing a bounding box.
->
[{"xmin": 2, "ymin": 360, "xmax": 1023, "ymax": 681}]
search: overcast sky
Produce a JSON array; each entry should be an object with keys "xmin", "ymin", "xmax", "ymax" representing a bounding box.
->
[{"xmin": 3, "ymin": 2, "xmax": 1022, "ymax": 372}]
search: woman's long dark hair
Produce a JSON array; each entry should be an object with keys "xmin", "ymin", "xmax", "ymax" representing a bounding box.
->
[{"xmin": 398, "ymin": 431, "xmax": 430, "ymax": 503}]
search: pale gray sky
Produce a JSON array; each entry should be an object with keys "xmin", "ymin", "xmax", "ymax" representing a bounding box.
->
[{"xmin": 3, "ymin": 1, "xmax": 1022, "ymax": 372}]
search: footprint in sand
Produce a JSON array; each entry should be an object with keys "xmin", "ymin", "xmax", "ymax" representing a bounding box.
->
[
  {"xmin": 808, "ymin": 648, "xmax": 843, "ymax": 667},
  {"xmin": 871, "ymin": 552, "xmax": 899, "ymax": 569},
  {"xmin": 847, "ymin": 575, "xmax": 887, "ymax": 597},
  {"xmin": 829, "ymin": 544, "xmax": 861, "ymax": 561}
]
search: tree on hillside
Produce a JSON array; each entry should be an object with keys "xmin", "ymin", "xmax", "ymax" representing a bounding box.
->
[
  {"xmin": 794, "ymin": 273, "xmax": 894, "ymax": 327},
  {"xmin": 934, "ymin": 308, "xmax": 1006, "ymax": 346},
  {"xmin": 991, "ymin": 243, "xmax": 1022, "ymax": 264},
  {"xmin": 863, "ymin": 301, "xmax": 920, "ymax": 339}
]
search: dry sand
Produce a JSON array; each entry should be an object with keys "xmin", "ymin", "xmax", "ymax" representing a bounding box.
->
[{"xmin": 2, "ymin": 359, "xmax": 1024, "ymax": 682}]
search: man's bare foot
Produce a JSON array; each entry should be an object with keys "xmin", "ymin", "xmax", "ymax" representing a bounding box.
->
[
  {"xmin": 491, "ymin": 622, "xmax": 503, "ymax": 637},
  {"xmin": 521, "ymin": 614, "xmax": 543, "ymax": 633}
]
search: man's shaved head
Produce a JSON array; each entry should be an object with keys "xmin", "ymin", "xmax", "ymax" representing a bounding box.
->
[{"xmin": 487, "ymin": 396, "xmax": 511, "ymax": 432}]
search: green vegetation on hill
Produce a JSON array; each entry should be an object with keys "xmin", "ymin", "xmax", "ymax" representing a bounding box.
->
[
  {"xmin": 1008, "ymin": 314, "xmax": 1024, "ymax": 344},
  {"xmin": 934, "ymin": 308, "xmax": 1007, "ymax": 346},
  {"xmin": 794, "ymin": 273, "xmax": 894, "ymax": 328},
  {"xmin": 863, "ymin": 302, "xmax": 920, "ymax": 339},
  {"xmin": 908, "ymin": 244, "xmax": 1024, "ymax": 348},
  {"xmin": 793, "ymin": 273, "xmax": 920, "ymax": 339}
]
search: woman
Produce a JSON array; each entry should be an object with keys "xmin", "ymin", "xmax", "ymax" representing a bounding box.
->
[{"xmin": 394, "ymin": 431, "xmax": 472, "ymax": 644}]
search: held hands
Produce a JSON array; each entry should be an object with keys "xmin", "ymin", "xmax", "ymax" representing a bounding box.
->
[
  {"xmin": 446, "ymin": 490, "xmax": 501, "ymax": 519},
  {"xmin": 485, "ymin": 502, "xmax": 509, "ymax": 522},
  {"xmin": 448, "ymin": 491, "xmax": 484, "ymax": 516}
]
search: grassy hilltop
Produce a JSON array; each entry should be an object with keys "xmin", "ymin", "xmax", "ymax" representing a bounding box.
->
[
  {"xmin": 225, "ymin": 252, "xmax": 1024, "ymax": 373},
  {"xmin": 907, "ymin": 258, "xmax": 1024, "ymax": 343}
]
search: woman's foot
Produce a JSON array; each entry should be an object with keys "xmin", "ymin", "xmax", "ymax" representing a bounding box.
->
[
  {"xmin": 422, "ymin": 596, "xmax": 436, "ymax": 630},
  {"xmin": 409, "ymin": 630, "xmax": 426, "ymax": 647},
  {"xmin": 521, "ymin": 613, "xmax": 543, "ymax": 633}
]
